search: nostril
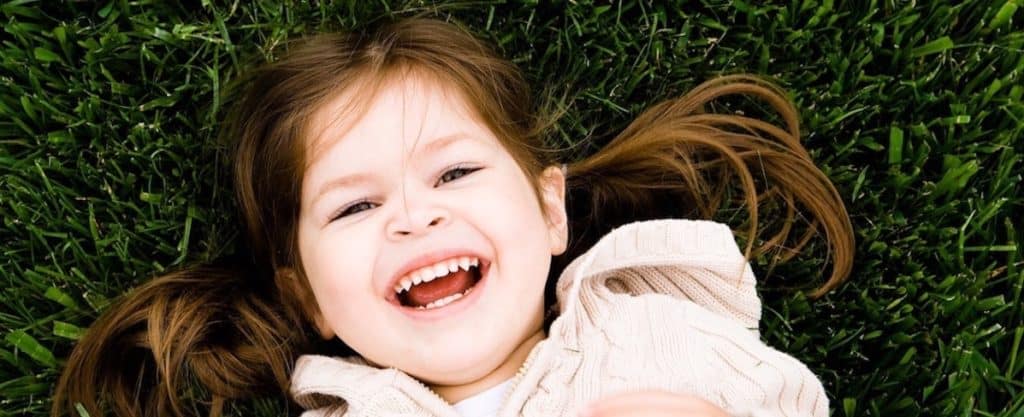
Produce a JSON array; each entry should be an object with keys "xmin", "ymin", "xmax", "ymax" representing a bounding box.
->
[{"xmin": 390, "ymin": 214, "xmax": 445, "ymax": 237}]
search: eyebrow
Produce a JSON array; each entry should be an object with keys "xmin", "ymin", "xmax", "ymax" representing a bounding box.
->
[{"xmin": 311, "ymin": 132, "xmax": 473, "ymax": 204}]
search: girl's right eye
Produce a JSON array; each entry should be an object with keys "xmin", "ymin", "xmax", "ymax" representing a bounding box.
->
[{"xmin": 330, "ymin": 201, "xmax": 377, "ymax": 222}]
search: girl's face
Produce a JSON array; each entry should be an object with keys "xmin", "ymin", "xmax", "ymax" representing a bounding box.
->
[{"xmin": 295, "ymin": 74, "xmax": 567, "ymax": 393}]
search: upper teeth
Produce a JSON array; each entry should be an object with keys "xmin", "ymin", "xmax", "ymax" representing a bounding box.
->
[{"xmin": 394, "ymin": 256, "xmax": 479, "ymax": 294}]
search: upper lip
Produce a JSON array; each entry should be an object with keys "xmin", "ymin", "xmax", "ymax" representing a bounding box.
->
[{"xmin": 385, "ymin": 248, "xmax": 488, "ymax": 300}]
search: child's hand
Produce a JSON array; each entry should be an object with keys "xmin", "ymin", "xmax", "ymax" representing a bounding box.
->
[{"xmin": 579, "ymin": 390, "xmax": 731, "ymax": 417}]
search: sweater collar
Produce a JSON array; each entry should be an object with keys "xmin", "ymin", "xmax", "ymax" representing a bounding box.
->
[{"xmin": 290, "ymin": 337, "xmax": 552, "ymax": 417}]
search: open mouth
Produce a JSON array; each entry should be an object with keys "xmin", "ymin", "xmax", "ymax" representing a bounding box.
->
[{"xmin": 392, "ymin": 256, "xmax": 487, "ymax": 310}]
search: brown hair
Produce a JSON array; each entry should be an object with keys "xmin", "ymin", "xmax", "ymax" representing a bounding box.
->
[{"xmin": 52, "ymin": 17, "xmax": 853, "ymax": 417}]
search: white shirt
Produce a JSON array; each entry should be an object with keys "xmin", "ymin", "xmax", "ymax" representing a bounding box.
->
[{"xmin": 452, "ymin": 379, "xmax": 513, "ymax": 417}]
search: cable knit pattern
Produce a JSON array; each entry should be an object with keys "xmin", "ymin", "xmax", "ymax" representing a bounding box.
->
[{"xmin": 290, "ymin": 219, "xmax": 828, "ymax": 417}]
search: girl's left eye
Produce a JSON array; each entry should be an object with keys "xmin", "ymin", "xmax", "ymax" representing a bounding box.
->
[{"xmin": 436, "ymin": 166, "xmax": 481, "ymax": 186}]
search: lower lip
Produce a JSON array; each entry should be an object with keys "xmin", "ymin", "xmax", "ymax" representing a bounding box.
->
[{"xmin": 393, "ymin": 262, "xmax": 490, "ymax": 322}]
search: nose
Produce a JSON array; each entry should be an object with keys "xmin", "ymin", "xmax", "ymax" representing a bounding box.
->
[{"xmin": 385, "ymin": 192, "xmax": 450, "ymax": 239}]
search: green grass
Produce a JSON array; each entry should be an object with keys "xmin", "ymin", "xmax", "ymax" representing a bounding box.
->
[{"xmin": 1, "ymin": 1, "xmax": 1022, "ymax": 416}]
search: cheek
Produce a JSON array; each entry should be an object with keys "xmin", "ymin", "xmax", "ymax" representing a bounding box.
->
[
  {"xmin": 300, "ymin": 225, "xmax": 378, "ymax": 310},
  {"xmin": 469, "ymin": 167, "xmax": 550, "ymax": 252}
]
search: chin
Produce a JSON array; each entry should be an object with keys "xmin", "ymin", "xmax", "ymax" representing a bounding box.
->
[{"xmin": 401, "ymin": 341, "xmax": 511, "ymax": 385}]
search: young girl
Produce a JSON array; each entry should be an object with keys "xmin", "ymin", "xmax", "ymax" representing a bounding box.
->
[{"xmin": 52, "ymin": 18, "xmax": 853, "ymax": 417}]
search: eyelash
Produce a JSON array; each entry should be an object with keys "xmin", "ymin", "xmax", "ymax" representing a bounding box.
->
[
  {"xmin": 436, "ymin": 164, "xmax": 480, "ymax": 185},
  {"xmin": 329, "ymin": 165, "xmax": 482, "ymax": 221}
]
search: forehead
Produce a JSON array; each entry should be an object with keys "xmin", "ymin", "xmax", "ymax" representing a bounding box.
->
[{"xmin": 304, "ymin": 73, "xmax": 486, "ymax": 166}]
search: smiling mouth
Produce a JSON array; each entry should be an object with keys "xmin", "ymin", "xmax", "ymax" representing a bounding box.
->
[{"xmin": 395, "ymin": 262, "xmax": 485, "ymax": 310}]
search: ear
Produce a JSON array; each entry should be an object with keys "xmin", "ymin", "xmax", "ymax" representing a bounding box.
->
[
  {"xmin": 538, "ymin": 165, "xmax": 569, "ymax": 256},
  {"xmin": 276, "ymin": 267, "xmax": 336, "ymax": 340}
]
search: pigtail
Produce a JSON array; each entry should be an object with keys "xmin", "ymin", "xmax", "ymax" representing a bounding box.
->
[
  {"xmin": 563, "ymin": 75, "xmax": 854, "ymax": 297},
  {"xmin": 51, "ymin": 257, "xmax": 310, "ymax": 417}
]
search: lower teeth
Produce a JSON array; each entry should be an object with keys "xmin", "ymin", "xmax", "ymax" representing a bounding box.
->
[{"xmin": 416, "ymin": 286, "xmax": 474, "ymax": 310}]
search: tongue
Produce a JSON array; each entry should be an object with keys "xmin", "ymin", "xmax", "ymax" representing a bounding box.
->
[{"xmin": 404, "ymin": 269, "xmax": 476, "ymax": 307}]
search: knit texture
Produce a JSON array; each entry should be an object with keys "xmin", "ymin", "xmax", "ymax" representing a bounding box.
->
[{"xmin": 290, "ymin": 219, "xmax": 827, "ymax": 417}]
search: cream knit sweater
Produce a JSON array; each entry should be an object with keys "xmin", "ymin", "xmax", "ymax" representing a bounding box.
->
[{"xmin": 290, "ymin": 219, "xmax": 828, "ymax": 417}]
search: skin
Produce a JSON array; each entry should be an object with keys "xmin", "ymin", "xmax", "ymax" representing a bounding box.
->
[
  {"xmin": 294, "ymin": 73, "xmax": 568, "ymax": 403},
  {"xmin": 580, "ymin": 391, "xmax": 732, "ymax": 417}
]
